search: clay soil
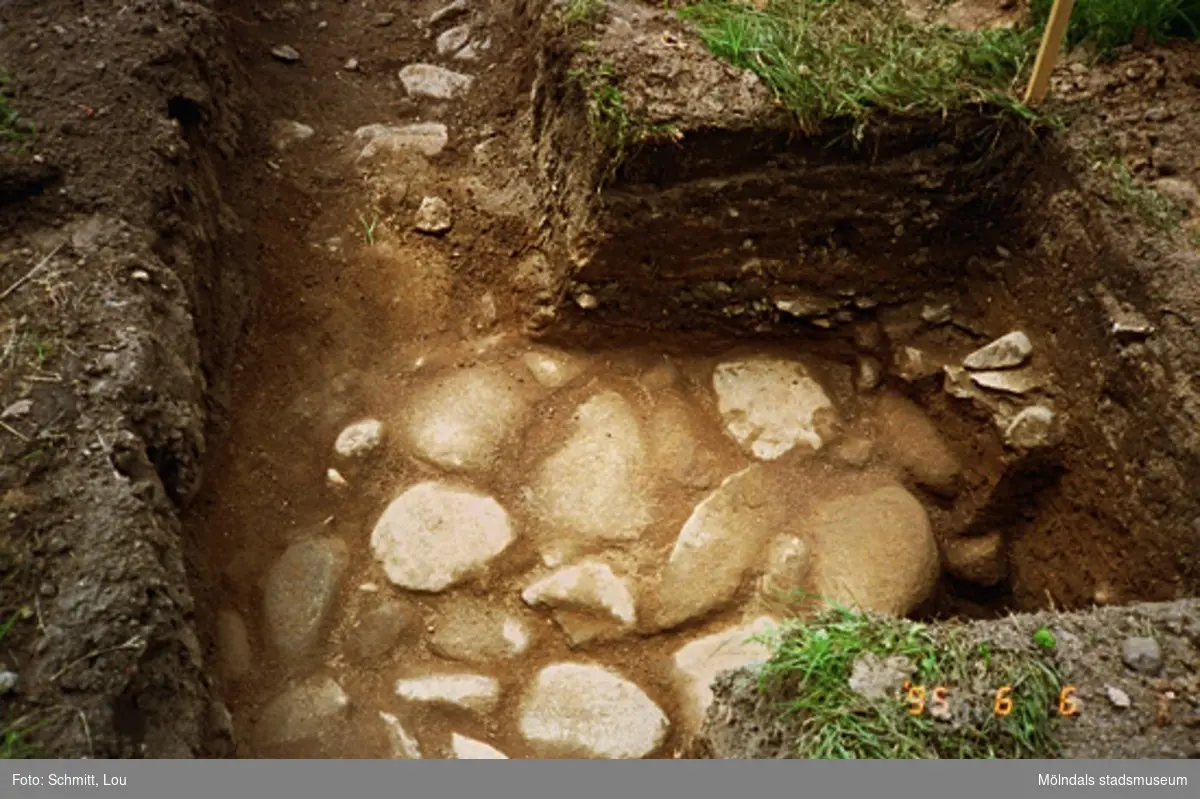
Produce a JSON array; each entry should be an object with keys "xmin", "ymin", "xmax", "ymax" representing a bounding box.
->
[{"xmin": 1, "ymin": 0, "xmax": 1199, "ymax": 758}]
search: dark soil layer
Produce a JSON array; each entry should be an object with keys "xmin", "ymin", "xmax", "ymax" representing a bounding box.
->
[
  {"xmin": 691, "ymin": 599, "xmax": 1200, "ymax": 758},
  {"xmin": 0, "ymin": 0, "xmax": 249, "ymax": 757},
  {"xmin": 528, "ymin": 1, "xmax": 1200, "ymax": 619}
]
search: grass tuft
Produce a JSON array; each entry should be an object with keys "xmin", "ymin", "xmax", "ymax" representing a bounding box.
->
[
  {"xmin": 754, "ymin": 606, "xmax": 1066, "ymax": 759},
  {"xmin": 0, "ymin": 70, "xmax": 35, "ymax": 145},
  {"xmin": 1032, "ymin": 0, "xmax": 1200, "ymax": 56},
  {"xmin": 562, "ymin": 0, "xmax": 607, "ymax": 27},
  {"xmin": 0, "ymin": 609, "xmax": 41, "ymax": 759},
  {"xmin": 569, "ymin": 63, "xmax": 682, "ymax": 183},
  {"xmin": 1106, "ymin": 159, "xmax": 1186, "ymax": 232},
  {"xmin": 679, "ymin": 0, "xmax": 1041, "ymax": 136}
]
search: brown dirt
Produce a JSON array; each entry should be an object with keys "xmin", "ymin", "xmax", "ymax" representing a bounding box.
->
[{"xmin": 2, "ymin": 0, "xmax": 1199, "ymax": 759}]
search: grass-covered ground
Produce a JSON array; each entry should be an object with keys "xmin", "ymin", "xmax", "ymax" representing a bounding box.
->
[
  {"xmin": 679, "ymin": 0, "xmax": 1041, "ymax": 134},
  {"xmin": 753, "ymin": 607, "xmax": 1068, "ymax": 759}
]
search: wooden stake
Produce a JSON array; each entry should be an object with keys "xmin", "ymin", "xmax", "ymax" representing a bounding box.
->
[{"xmin": 1024, "ymin": 0, "xmax": 1077, "ymax": 105}]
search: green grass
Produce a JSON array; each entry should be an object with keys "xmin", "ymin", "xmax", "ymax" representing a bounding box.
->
[
  {"xmin": 1032, "ymin": 0, "xmax": 1200, "ymax": 56},
  {"xmin": 1107, "ymin": 159, "xmax": 1186, "ymax": 232},
  {"xmin": 562, "ymin": 0, "xmax": 607, "ymax": 27},
  {"xmin": 753, "ymin": 607, "xmax": 1066, "ymax": 759},
  {"xmin": 0, "ymin": 608, "xmax": 41, "ymax": 759},
  {"xmin": 679, "ymin": 0, "xmax": 1041, "ymax": 136},
  {"xmin": 569, "ymin": 63, "xmax": 682, "ymax": 181},
  {"xmin": 1, "ymin": 70, "xmax": 35, "ymax": 145}
]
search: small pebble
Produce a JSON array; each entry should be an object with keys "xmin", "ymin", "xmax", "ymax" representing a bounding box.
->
[
  {"xmin": 373, "ymin": 12, "xmax": 396, "ymax": 26},
  {"xmin": 344, "ymin": 57, "xmax": 359, "ymax": 71},
  {"xmin": 0, "ymin": 671, "xmax": 17, "ymax": 695},
  {"xmin": 1122, "ymin": 636, "xmax": 1164, "ymax": 675},
  {"xmin": 1105, "ymin": 685, "xmax": 1131, "ymax": 709},
  {"xmin": 270, "ymin": 45, "xmax": 301, "ymax": 62}
]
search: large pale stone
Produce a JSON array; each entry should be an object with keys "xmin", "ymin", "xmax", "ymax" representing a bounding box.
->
[
  {"xmin": 429, "ymin": 597, "xmax": 531, "ymax": 663},
  {"xmin": 346, "ymin": 599, "xmax": 419, "ymax": 664},
  {"xmin": 522, "ymin": 349, "xmax": 585, "ymax": 389},
  {"xmin": 672, "ymin": 617, "xmax": 776, "ymax": 732},
  {"xmin": 380, "ymin": 712, "xmax": 422, "ymax": 759},
  {"xmin": 395, "ymin": 674, "xmax": 501, "ymax": 714},
  {"xmin": 263, "ymin": 538, "xmax": 350, "ymax": 662},
  {"xmin": 520, "ymin": 664, "xmax": 669, "ymax": 759},
  {"xmin": 451, "ymin": 733, "xmax": 508, "ymax": 759},
  {"xmin": 404, "ymin": 365, "xmax": 531, "ymax": 472},
  {"xmin": 808, "ymin": 485, "xmax": 939, "ymax": 616},
  {"xmin": 522, "ymin": 562, "xmax": 636, "ymax": 646},
  {"xmin": 649, "ymin": 399, "xmax": 720, "ymax": 489},
  {"xmin": 875, "ymin": 392, "xmax": 961, "ymax": 496},
  {"xmin": 256, "ymin": 677, "xmax": 350, "ymax": 747},
  {"xmin": 399, "ymin": 64, "xmax": 474, "ymax": 99},
  {"xmin": 334, "ymin": 418, "xmax": 384, "ymax": 458},
  {"xmin": 354, "ymin": 123, "xmax": 448, "ymax": 160},
  {"xmin": 963, "ymin": 331, "xmax": 1032, "ymax": 370},
  {"xmin": 654, "ymin": 466, "xmax": 777, "ymax": 630},
  {"xmin": 712, "ymin": 358, "xmax": 835, "ymax": 460},
  {"xmin": 528, "ymin": 392, "xmax": 651, "ymax": 543},
  {"xmin": 371, "ymin": 482, "xmax": 513, "ymax": 592}
]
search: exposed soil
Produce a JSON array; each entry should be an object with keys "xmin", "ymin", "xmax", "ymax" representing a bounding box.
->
[{"xmin": 2, "ymin": 0, "xmax": 1199, "ymax": 759}]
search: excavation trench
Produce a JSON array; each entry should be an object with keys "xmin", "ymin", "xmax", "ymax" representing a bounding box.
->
[{"xmin": 175, "ymin": 0, "xmax": 1200, "ymax": 760}]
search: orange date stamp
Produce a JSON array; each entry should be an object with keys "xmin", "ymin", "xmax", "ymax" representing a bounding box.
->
[{"xmin": 901, "ymin": 682, "xmax": 1079, "ymax": 717}]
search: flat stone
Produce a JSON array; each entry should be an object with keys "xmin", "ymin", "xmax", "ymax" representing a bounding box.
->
[
  {"xmin": 403, "ymin": 365, "xmax": 531, "ymax": 472},
  {"xmin": 429, "ymin": 598, "xmax": 531, "ymax": 663},
  {"xmin": 654, "ymin": 466, "xmax": 777, "ymax": 630},
  {"xmin": 451, "ymin": 733, "xmax": 508, "ymax": 759},
  {"xmin": 346, "ymin": 599, "xmax": 418, "ymax": 664},
  {"xmin": 520, "ymin": 664, "xmax": 669, "ymax": 759},
  {"xmin": 1121, "ymin": 637, "xmax": 1163, "ymax": 675},
  {"xmin": 334, "ymin": 418, "xmax": 384, "ymax": 458},
  {"xmin": 380, "ymin": 712, "xmax": 422, "ymax": 759},
  {"xmin": 395, "ymin": 674, "xmax": 501, "ymax": 714},
  {"xmin": 807, "ymin": 484, "xmax": 939, "ymax": 616},
  {"xmin": 875, "ymin": 392, "xmax": 961, "ymax": 496},
  {"xmin": 921, "ymin": 303, "xmax": 953, "ymax": 324},
  {"xmin": 522, "ymin": 349, "xmax": 585, "ymax": 389},
  {"xmin": 399, "ymin": 64, "xmax": 473, "ymax": 100},
  {"xmin": 271, "ymin": 120, "xmax": 314, "ymax": 151},
  {"xmin": 1105, "ymin": 685, "xmax": 1132, "ymax": 709},
  {"xmin": 436, "ymin": 25, "xmax": 471, "ymax": 55},
  {"xmin": 522, "ymin": 562, "xmax": 636, "ymax": 646},
  {"xmin": 528, "ymin": 391, "xmax": 652, "ymax": 543},
  {"xmin": 414, "ymin": 196, "xmax": 452, "ymax": 234},
  {"xmin": 849, "ymin": 653, "xmax": 915, "ymax": 700},
  {"xmin": 263, "ymin": 537, "xmax": 350, "ymax": 662},
  {"xmin": 354, "ymin": 122, "xmax": 448, "ymax": 159},
  {"xmin": 1, "ymin": 399, "xmax": 32, "ymax": 419},
  {"xmin": 712, "ymin": 359, "xmax": 835, "ymax": 460},
  {"xmin": 270, "ymin": 45, "xmax": 301, "ymax": 62},
  {"xmin": 672, "ymin": 617, "xmax": 775, "ymax": 732},
  {"xmin": 943, "ymin": 532, "xmax": 1006, "ymax": 587},
  {"xmin": 256, "ymin": 677, "xmax": 350, "ymax": 747},
  {"xmin": 963, "ymin": 331, "xmax": 1032, "ymax": 371},
  {"xmin": 216, "ymin": 609, "xmax": 253, "ymax": 681},
  {"xmin": 373, "ymin": 11, "xmax": 397, "ymax": 26},
  {"xmin": 429, "ymin": 0, "xmax": 470, "ymax": 24},
  {"xmin": 970, "ymin": 369, "xmax": 1044, "ymax": 395},
  {"xmin": 371, "ymin": 482, "xmax": 514, "ymax": 592},
  {"xmin": 1004, "ymin": 405, "xmax": 1056, "ymax": 449},
  {"xmin": 893, "ymin": 346, "xmax": 941, "ymax": 383}
]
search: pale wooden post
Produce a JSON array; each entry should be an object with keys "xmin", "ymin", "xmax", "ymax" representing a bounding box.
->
[{"xmin": 1023, "ymin": 0, "xmax": 1078, "ymax": 105}]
